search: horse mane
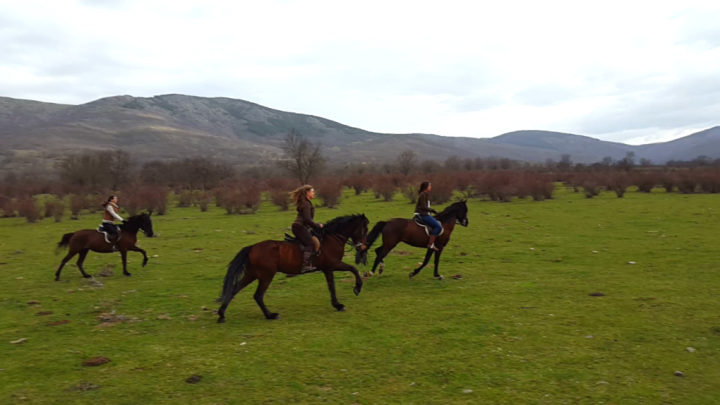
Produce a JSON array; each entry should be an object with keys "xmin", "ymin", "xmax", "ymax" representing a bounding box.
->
[
  {"xmin": 119, "ymin": 213, "xmax": 148, "ymax": 231},
  {"xmin": 323, "ymin": 214, "xmax": 365, "ymax": 234},
  {"xmin": 434, "ymin": 201, "xmax": 466, "ymax": 222}
]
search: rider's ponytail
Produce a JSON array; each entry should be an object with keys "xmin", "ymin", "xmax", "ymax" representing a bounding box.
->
[
  {"xmin": 290, "ymin": 185, "xmax": 313, "ymax": 207},
  {"xmin": 101, "ymin": 195, "xmax": 116, "ymax": 208}
]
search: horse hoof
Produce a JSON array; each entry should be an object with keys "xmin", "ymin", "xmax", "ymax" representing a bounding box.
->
[
  {"xmin": 336, "ymin": 305, "xmax": 346, "ymax": 312},
  {"xmin": 217, "ymin": 317, "xmax": 226, "ymax": 324},
  {"xmin": 124, "ymin": 273, "xmax": 132, "ymax": 277},
  {"xmin": 83, "ymin": 275, "xmax": 92, "ymax": 279},
  {"xmin": 353, "ymin": 286, "xmax": 362, "ymax": 296},
  {"xmin": 409, "ymin": 272, "xmax": 415, "ymax": 279},
  {"xmin": 267, "ymin": 313, "xmax": 281, "ymax": 320},
  {"xmin": 435, "ymin": 276, "xmax": 445, "ymax": 281},
  {"xmin": 142, "ymin": 262, "xmax": 147, "ymax": 268}
]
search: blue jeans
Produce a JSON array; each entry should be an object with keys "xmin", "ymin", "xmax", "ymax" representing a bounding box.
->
[{"xmin": 420, "ymin": 215, "xmax": 442, "ymax": 236}]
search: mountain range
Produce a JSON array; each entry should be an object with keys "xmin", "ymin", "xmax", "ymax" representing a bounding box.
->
[{"xmin": 1, "ymin": 94, "xmax": 718, "ymax": 170}]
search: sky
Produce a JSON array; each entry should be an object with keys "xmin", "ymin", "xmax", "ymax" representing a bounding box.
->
[{"xmin": 1, "ymin": 0, "xmax": 719, "ymax": 145}]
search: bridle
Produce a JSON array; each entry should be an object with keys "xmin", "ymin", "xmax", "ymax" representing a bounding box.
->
[{"xmin": 324, "ymin": 225, "xmax": 368, "ymax": 253}]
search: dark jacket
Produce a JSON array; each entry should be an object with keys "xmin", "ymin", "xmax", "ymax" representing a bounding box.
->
[
  {"xmin": 293, "ymin": 199, "xmax": 322, "ymax": 229},
  {"xmin": 415, "ymin": 191, "xmax": 437, "ymax": 216}
]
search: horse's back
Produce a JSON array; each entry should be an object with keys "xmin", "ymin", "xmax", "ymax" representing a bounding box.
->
[{"xmin": 248, "ymin": 240, "xmax": 302, "ymax": 272}]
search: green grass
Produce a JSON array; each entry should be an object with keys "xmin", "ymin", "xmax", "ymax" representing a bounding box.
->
[{"xmin": 1, "ymin": 188, "xmax": 720, "ymax": 404}]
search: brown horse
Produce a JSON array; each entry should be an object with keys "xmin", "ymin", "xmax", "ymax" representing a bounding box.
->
[
  {"xmin": 55, "ymin": 213, "xmax": 155, "ymax": 280},
  {"xmin": 366, "ymin": 200, "xmax": 469, "ymax": 280},
  {"xmin": 217, "ymin": 214, "xmax": 369, "ymax": 323}
]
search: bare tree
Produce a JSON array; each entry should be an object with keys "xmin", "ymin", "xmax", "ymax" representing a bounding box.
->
[
  {"xmin": 557, "ymin": 154, "xmax": 573, "ymax": 171},
  {"xmin": 106, "ymin": 150, "xmax": 133, "ymax": 190},
  {"xmin": 444, "ymin": 155, "xmax": 462, "ymax": 172},
  {"xmin": 276, "ymin": 129, "xmax": 325, "ymax": 185},
  {"xmin": 396, "ymin": 150, "xmax": 417, "ymax": 176}
]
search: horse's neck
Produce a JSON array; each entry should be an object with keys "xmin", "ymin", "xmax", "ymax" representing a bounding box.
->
[
  {"xmin": 440, "ymin": 217, "xmax": 457, "ymax": 232},
  {"xmin": 119, "ymin": 221, "xmax": 139, "ymax": 235}
]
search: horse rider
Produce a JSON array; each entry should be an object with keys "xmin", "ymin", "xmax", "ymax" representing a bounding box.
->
[
  {"xmin": 290, "ymin": 185, "xmax": 323, "ymax": 272},
  {"xmin": 415, "ymin": 181, "xmax": 441, "ymax": 251},
  {"xmin": 101, "ymin": 195, "xmax": 124, "ymax": 251}
]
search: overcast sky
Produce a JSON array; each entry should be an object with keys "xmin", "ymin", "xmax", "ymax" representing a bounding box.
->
[{"xmin": 1, "ymin": 0, "xmax": 719, "ymax": 144}]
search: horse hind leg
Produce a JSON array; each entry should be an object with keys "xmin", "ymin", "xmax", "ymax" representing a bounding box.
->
[
  {"xmin": 371, "ymin": 244, "xmax": 393, "ymax": 275},
  {"xmin": 218, "ymin": 271, "xmax": 257, "ymax": 323},
  {"xmin": 410, "ymin": 249, "xmax": 434, "ymax": 279},
  {"xmin": 76, "ymin": 249, "xmax": 91, "ymax": 278},
  {"xmin": 253, "ymin": 270, "xmax": 279, "ymax": 320},
  {"xmin": 56, "ymin": 251, "xmax": 78, "ymax": 281}
]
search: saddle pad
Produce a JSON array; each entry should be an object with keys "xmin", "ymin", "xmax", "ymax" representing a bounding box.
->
[
  {"xmin": 412, "ymin": 215, "xmax": 444, "ymax": 237},
  {"xmin": 97, "ymin": 226, "xmax": 122, "ymax": 244}
]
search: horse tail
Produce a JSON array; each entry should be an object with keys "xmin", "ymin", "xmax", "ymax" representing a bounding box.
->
[
  {"xmin": 56, "ymin": 232, "xmax": 75, "ymax": 254},
  {"xmin": 218, "ymin": 244, "xmax": 255, "ymax": 305},
  {"xmin": 366, "ymin": 221, "xmax": 387, "ymax": 250}
]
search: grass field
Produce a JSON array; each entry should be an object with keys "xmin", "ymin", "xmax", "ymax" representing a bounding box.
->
[{"xmin": 1, "ymin": 187, "xmax": 719, "ymax": 404}]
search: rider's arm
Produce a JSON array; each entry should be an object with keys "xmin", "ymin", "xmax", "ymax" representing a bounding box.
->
[{"xmin": 107, "ymin": 205, "xmax": 124, "ymax": 222}]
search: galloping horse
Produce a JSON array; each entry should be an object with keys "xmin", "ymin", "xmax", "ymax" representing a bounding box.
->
[
  {"xmin": 55, "ymin": 213, "xmax": 154, "ymax": 280},
  {"xmin": 217, "ymin": 214, "xmax": 369, "ymax": 323},
  {"xmin": 366, "ymin": 200, "xmax": 469, "ymax": 280}
]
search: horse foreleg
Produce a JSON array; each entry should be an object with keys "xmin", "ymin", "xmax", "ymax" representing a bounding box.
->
[
  {"xmin": 323, "ymin": 269, "xmax": 345, "ymax": 311},
  {"xmin": 334, "ymin": 261, "xmax": 363, "ymax": 296},
  {"xmin": 76, "ymin": 249, "xmax": 91, "ymax": 279},
  {"xmin": 120, "ymin": 250, "xmax": 131, "ymax": 276},
  {"xmin": 433, "ymin": 248, "xmax": 445, "ymax": 280},
  {"xmin": 410, "ymin": 249, "xmax": 434, "ymax": 279},
  {"xmin": 129, "ymin": 245, "xmax": 149, "ymax": 267},
  {"xmin": 253, "ymin": 271, "xmax": 279, "ymax": 320},
  {"xmin": 55, "ymin": 251, "xmax": 77, "ymax": 281}
]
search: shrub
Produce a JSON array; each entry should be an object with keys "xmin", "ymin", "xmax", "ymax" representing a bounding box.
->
[
  {"xmin": 580, "ymin": 176, "xmax": 602, "ymax": 198},
  {"xmin": 607, "ymin": 173, "xmax": 631, "ymax": 198},
  {"xmin": 142, "ymin": 186, "xmax": 170, "ymax": 215},
  {"xmin": 70, "ymin": 194, "xmax": 86, "ymax": 219},
  {"xmin": 346, "ymin": 175, "xmax": 368, "ymax": 195},
  {"xmin": 316, "ymin": 178, "xmax": 343, "ymax": 208},
  {"xmin": 198, "ymin": 192, "xmax": 210, "ymax": 212},
  {"xmin": 0, "ymin": 196, "xmax": 15, "ymax": 217},
  {"xmin": 660, "ymin": 173, "xmax": 676, "ymax": 193},
  {"xmin": 428, "ymin": 176, "xmax": 455, "ymax": 205},
  {"xmin": 402, "ymin": 185, "xmax": 419, "ymax": 204},
  {"xmin": 676, "ymin": 173, "xmax": 698, "ymax": 194},
  {"xmin": 239, "ymin": 182, "xmax": 262, "ymax": 214},
  {"xmin": 18, "ymin": 197, "xmax": 41, "ymax": 223},
  {"xmin": 698, "ymin": 171, "xmax": 720, "ymax": 193},
  {"xmin": 51, "ymin": 200, "xmax": 65, "ymax": 222},
  {"xmin": 525, "ymin": 173, "xmax": 555, "ymax": 201},
  {"xmin": 177, "ymin": 190, "xmax": 194, "ymax": 207},
  {"xmin": 373, "ymin": 176, "xmax": 397, "ymax": 202},
  {"xmin": 633, "ymin": 173, "xmax": 658, "ymax": 193},
  {"xmin": 270, "ymin": 189, "xmax": 291, "ymax": 211}
]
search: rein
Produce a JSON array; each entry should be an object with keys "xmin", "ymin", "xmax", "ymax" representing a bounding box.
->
[{"xmin": 325, "ymin": 230, "xmax": 366, "ymax": 252}]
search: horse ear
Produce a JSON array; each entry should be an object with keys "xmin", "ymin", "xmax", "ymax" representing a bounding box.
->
[{"xmin": 148, "ymin": 210, "xmax": 153, "ymax": 216}]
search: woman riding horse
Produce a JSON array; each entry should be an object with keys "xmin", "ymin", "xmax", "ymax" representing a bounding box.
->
[
  {"xmin": 415, "ymin": 181, "xmax": 442, "ymax": 251},
  {"xmin": 290, "ymin": 185, "xmax": 324, "ymax": 273},
  {"xmin": 101, "ymin": 195, "xmax": 124, "ymax": 251}
]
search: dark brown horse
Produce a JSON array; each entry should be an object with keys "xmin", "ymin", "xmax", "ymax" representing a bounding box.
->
[
  {"xmin": 217, "ymin": 214, "xmax": 369, "ymax": 323},
  {"xmin": 55, "ymin": 213, "xmax": 154, "ymax": 280},
  {"xmin": 366, "ymin": 200, "xmax": 469, "ymax": 280}
]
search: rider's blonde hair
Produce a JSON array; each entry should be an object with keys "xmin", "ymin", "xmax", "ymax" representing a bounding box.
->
[{"xmin": 290, "ymin": 185, "xmax": 313, "ymax": 207}]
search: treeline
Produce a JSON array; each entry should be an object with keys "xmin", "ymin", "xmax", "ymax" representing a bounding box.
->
[{"xmin": 4, "ymin": 168, "xmax": 720, "ymax": 224}]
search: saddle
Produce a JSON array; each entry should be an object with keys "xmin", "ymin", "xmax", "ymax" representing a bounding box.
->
[
  {"xmin": 284, "ymin": 234, "xmax": 321, "ymax": 256},
  {"xmin": 413, "ymin": 214, "xmax": 444, "ymax": 236},
  {"xmin": 97, "ymin": 225, "xmax": 122, "ymax": 244}
]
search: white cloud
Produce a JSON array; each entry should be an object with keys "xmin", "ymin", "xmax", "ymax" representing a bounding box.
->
[{"xmin": 0, "ymin": 0, "xmax": 719, "ymax": 143}]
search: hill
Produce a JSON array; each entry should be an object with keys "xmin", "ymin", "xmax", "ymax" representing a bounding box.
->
[{"xmin": 0, "ymin": 94, "xmax": 718, "ymax": 169}]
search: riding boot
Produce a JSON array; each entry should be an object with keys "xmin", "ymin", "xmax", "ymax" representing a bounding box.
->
[
  {"xmin": 427, "ymin": 235, "xmax": 439, "ymax": 251},
  {"xmin": 301, "ymin": 251, "xmax": 316, "ymax": 273}
]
